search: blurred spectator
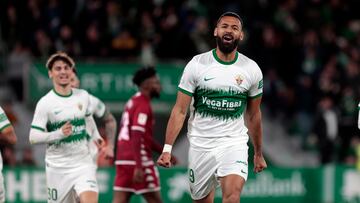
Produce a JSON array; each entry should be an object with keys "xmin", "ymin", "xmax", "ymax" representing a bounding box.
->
[
  {"xmin": 6, "ymin": 42, "xmax": 32, "ymax": 101},
  {"xmin": 55, "ymin": 25, "xmax": 81, "ymax": 56},
  {"xmin": 312, "ymin": 95, "xmax": 338, "ymax": 164}
]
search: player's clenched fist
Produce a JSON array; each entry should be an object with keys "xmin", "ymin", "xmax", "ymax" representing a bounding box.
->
[
  {"xmin": 157, "ymin": 152, "xmax": 172, "ymax": 168},
  {"xmin": 61, "ymin": 121, "xmax": 72, "ymax": 136}
]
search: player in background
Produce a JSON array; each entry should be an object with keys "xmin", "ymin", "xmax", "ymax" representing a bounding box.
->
[
  {"xmin": 0, "ymin": 106, "xmax": 17, "ymax": 203},
  {"xmin": 70, "ymin": 70, "xmax": 117, "ymax": 166},
  {"xmin": 157, "ymin": 12, "xmax": 267, "ymax": 203},
  {"xmin": 113, "ymin": 67, "xmax": 177, "ymax": 203},
  {"xmin": 29, "ymin": 52, "xmax": 99, "ymax": 203}
]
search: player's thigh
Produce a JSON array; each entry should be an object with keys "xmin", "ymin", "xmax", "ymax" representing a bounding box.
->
[
  {"xmin": 188, "ymin": 148, "xmax": 218, "ymax": 200},
  {"xmin": 219, "ymin": 174, "xmax": 245, "ymax": 202},
  {"xmin": 112, "ymin": 191, "xmax": 132, "ymax": 203},
  {"xmin": 217, "ymin": 147, "xmax": 248, "ymax": 201},
  {"xmin": 142, "ymin": 191, "xmax": 162, "ymax": 203},
  {"xmin": 193, "ymin": 189, "xmax": 215, "ymax": 203},
  {"xmin": 79, "ymin": 190, "xmax": 98, "ymax": 203}
]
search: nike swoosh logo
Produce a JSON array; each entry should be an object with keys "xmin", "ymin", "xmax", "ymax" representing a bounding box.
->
[
  {"xmin": 241, "ymin": 169, "xmax": 247, "ymax": 174},
  {"xmin": 236, "ymin": 160, "xmax": 248, "ymax": 165},
  {"xmin": 204, "ymin": 77, "xmax": 216, "ymax": 81},
  {"xmin": 54, "ymin": 110, "xmax": 62, "ymax": 115}
]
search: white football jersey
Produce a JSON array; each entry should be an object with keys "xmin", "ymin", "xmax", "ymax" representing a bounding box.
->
[
  {"xmin": 179, "ymin": 49, "xmax": 263, "ymax": 150},
  {"xmin": 0, "ymin": 107, "xmax": 11, "ymax": 171},
  {"xmin": 31, "ymin": 88, "xmax": 93, "ymax": 172},
  {"xmin": 89, "ymin": 94, "xmax": 106, "ymax": 118}
]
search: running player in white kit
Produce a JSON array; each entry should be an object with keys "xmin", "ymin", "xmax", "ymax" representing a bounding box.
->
[
  {"xmin": 157, "ymin": 12, "xmax": 267, "ymax": 203},
  {"xmin": 29, "ymin": 52, "xmax": 99, "ymax": 203}
]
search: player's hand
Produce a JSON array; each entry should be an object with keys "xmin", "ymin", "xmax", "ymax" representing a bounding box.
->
[
  {"xmin": 61, "ymin": 121, "xmax": 72, "ymax": 137},
  {"xmin": 253, "ymin": 154, "xmax": 267, "ymax": 173},
  {"xmin": 100, "ymin": 145, "xmax": 114, "ymax": 160},
  {"xmin": 94, "ymin": 138, "xmax": 105, "ymax": 149},
  {"xmin": 133, "ymin": 167, "xmax": 144, "ymax": 183},
  {"xmin": 157, "ymin": 152, "xmax": 172, "ymax": 168}
]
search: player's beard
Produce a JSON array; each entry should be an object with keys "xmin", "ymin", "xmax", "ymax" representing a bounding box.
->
[
  {"xmin": 216, "ymin": 35, "xmax": 239, "ymax": 54},
  {"xmin": 150, "ymin": 90, "xmax": 160, "ymax": 99}
]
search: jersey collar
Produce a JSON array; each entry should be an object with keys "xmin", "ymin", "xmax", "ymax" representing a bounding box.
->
[{"xmin": 212, "ymin": 49, "xmax": 238, "ymax": 65}]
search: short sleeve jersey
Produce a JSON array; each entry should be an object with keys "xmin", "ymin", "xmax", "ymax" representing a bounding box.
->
[
  {"xmin": 0, "ymin": 107, "xmax": 11, "ymax": 170},
  {"xmin": 115, "ymin": 92, "xmax": 154, "ymax": 165},
  {"xmin": 31, "ymin": 88, "xmax": 93, "ymax": 172},
  {"xmin": 88, "ymin": 94, "xmax": 106, "ymax": 118},
  {"xmin": 178, "ymin": 49, "xmax": 263, "ymax": 149}
]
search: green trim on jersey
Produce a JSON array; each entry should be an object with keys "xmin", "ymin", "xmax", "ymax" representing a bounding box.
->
[
  {"xmin": 46, "ymin": 118, "xmax": 90, "ymax": 146},
  {"xmin": 212, "ymin": 49, "xmax": 238, "ymax": 65},
  {"xmin": 0, "ymin": 123, "xmax": 11, "ymax": 132},
  {"xmin": 178, "ymin": 87, "xmax": 193, "ymax": 96},
  {"xmin": 52, "ymin": 89, "xmax": 73, "ymax": 98},
  {"xmin": 193, "ymin": 87, "xmax": 247, "ymax": 120},
  {"xmin": 249, "ymin": 93, "xmax": 263, "ymax": 99},
  {"xmin": 0, "ymin": 113, "xmax": 8, "ymax": 123},
  {"xmin": 31, "ymin": 125, "xmax": 45, "ymax": 132}
]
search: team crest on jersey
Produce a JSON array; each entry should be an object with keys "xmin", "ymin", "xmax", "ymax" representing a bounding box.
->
[
  {"xmin": 78, "ymin": 103, "xmax": 83, "ymax": 111},
  {"xmin": 235, "ymin": 74, "xmax": 244, "ymax": 85}
]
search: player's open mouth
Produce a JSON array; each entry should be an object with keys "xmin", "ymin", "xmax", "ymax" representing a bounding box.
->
[
  {"xmin": 222, "ymin": 35, "xmax": 233, "ymax": 43},
  {"xmin": 59, "ymin": 75, "xmax": 69, "ymax": 80}
]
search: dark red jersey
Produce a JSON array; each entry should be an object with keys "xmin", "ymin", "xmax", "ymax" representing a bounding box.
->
[{"xmin": 115, "ymin": 92, "xmax": 155, "ymax": 166}]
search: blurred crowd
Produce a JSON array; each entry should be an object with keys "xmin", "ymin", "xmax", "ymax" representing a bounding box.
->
[{"xmin": 1, "ymin": 0, "xmax": 360, "ymax": 166}]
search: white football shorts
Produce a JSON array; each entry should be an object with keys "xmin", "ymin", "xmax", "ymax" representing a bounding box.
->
[
  {"xmin": 46, "ymin": 166, "xmax": 98, "ymax": 203},
  {"xmin": 188, "ymin": 145, "xmax": 248, "ymax": 200}
]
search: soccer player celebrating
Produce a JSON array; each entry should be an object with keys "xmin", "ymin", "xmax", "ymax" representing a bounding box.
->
[
  {"xmin": 157, "ymin": 12, "xmax": 267, "ymax": 203},
  {"xmin": 113, "ymin": 67, "xmax": 176, "ymax": 203},
  {"xmin": 29, "ymin": 52, "xmax": 99, "ymax": 203},
  {"xmin": 0, "ymin": 106, "xmax": 17, "ymax": 202}
]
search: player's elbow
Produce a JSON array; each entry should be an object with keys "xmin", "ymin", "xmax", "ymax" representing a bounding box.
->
[{"xmin": 8, "ymin": 133, "xmax": 17, "ymax": 145}]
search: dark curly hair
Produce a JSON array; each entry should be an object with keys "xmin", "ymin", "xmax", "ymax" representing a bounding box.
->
[{"xmin": 132, "ymin": 66, "xmax": 157, "ymax": 87}]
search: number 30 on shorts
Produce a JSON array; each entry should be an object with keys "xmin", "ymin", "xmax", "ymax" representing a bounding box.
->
[
  {"xmin": 47, "ymin": 188, "xmax": 58, "ymax": 201},
  {"xmin": 189, "ymin": 169, "xmax": 195, "ymax": 183}
]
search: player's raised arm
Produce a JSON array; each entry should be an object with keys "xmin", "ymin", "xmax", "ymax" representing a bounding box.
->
[
  {"xmin": 157, "ymin": 91, "xmax": 192, "ymax": 168},
  {"xmin": 29, "ymin": 121, "xmax": 72, "ymax": 144}
]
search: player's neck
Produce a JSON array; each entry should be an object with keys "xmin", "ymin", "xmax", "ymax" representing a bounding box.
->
[
  {"xmin": 53, "ymin": 84, "xmax": 72, "ymax": 96},
  {"xmin": 140, "ymin": 91, "xmax": 151, "ymax": 100},
  {"xmin": 215, "ymin": 48, "xmax": 237, "ymax": 62}
]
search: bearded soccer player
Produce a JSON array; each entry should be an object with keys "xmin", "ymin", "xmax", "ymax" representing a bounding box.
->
[
  {"xmin": 113, "ymin": 67, "xmax": 177, "ymax": 203},
  {"xmin": 157, "ymin": 12, "xmax": 267, "ymax": 203}
]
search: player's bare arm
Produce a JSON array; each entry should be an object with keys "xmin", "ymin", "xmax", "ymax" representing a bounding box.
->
[
  {"xmin": 245, "ymin": 96, "xmax": 267, "ymax": 173},
  {"xmin": 101, "ymin": 111, "xmax": 117, "ymax": 159},
  {"xmin": 0, "ymin": 125, "xmax": 17, "ymax": 145},
  {"xmin": 157, "ymin": 91, "xmax": 191, "ymax": 168}
]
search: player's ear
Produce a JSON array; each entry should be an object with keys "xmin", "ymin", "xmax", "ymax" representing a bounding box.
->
[
  {"xmin": 239, "ymin": 31, "xmax": 244, "ymax": 41},
  {"xmin": 48, "ymin": 70, "xmax": 52, "ymax": 79},
  {"xmin": 214, "ymin": 27, "xmax": 218, "ymax": 37}
]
